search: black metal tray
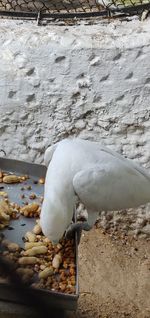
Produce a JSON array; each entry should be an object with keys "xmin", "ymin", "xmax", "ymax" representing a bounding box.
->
[{"xmin": 0, "ymin": 157, "xmax": 79, "ymax": 311}]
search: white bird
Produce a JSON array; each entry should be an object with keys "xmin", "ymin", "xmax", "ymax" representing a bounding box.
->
[{"xmin": 40, "ymin": 138, "xmax": 150, "ymax": 243}]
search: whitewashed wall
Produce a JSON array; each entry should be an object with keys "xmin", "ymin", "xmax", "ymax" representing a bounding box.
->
[{"xmin": 0, "ymin": 18, "xmax": 150, "ymax": 235}]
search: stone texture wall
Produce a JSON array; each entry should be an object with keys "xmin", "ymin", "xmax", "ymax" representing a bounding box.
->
[{"xmin": 0, "ymin": 18, "xmax": 150, "ymax": 236}]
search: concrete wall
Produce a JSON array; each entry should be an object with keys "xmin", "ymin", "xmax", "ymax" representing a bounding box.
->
[{"xmin": 0, "ymin": 18, "xmax": 150, "ymax": 236}]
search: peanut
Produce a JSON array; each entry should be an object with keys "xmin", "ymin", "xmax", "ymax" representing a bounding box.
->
[
  {"xmin": 52, "ymin": 254, "xmax": 62, "ymax": 269},
  {"xmin": 37, "ymin": 207, "xmax": 41, "ymax": 215},
  {"xmin": 20, "ymin": 203, "xmax": 39, "ymax": 216},
  {"xmin": 38, "ymin": 178, "xmax": 45, "ymax": 184},
  {"xmin": 3, "ymin": 175, "xmax": 20, "ymax": 184},
  {"xmin": 1, "ymin": 239, "xmax": 11, "ymax": 247},
  {"xmin": 40, "ymin": 264, "xmax": 46, "ymax": 270},
  {"xmin": 43, "ymin": 237, "xmax": 51, "ymax": 244},
  {"xmin": 70, "ymin": 276, "xmax": 76, "ymax": 286},
  {"xmin": 0, "ymin": 211, "xmax": 10, "ymax": 221},
  {"xmin": 7, "ymin": 242, "xmax": 20, "ymax": 252},
  {"xmin": 0, "ymin": 200, "xmax": 14, "ymax": 216},
  {"xmin": 0, "ymin": 191, "xmax": 8, "ymax": 198},
  {"xmin": 18, "ymin": 257, "xmax": 39, "ymax": 265},
  {"xmin": 69, "ymin": 267, "xmax": 75, "ymax": 276},
  {"xmin": 24, "ymin": 242, "xmax": 44, "ymax": 250},
  {"xmin": 25, "ymin": 232, "xmax": 36, "ymax": 242},
  {"xmin": 20, "ymin": 175, "xmax": 29, "ymax": 181},
  {"xmin": 29, "ymin": 193, "xmax": 36, "ymax": 200},
  {"xmin": 38, "ymin": 267, "xmax": 53, "ymax": 279},
  {"xmin": 24, "ymin": 246, "xmax": 48, "ymax": 256},
  {"xmin": 33, "ymin": 224, "xmax": 42, "ymax": 235}
]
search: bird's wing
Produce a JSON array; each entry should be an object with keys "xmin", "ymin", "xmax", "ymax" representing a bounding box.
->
[
  {"xmin": 73, "ymin": 163, "xmax": 150, "ymax": 212},
  {"xmin": 97, "ymin": 144, "xmax": 150, "ymax": 181},
  {"xmin": 44, "ymin": 142, "xmax": 59, "ymax": 167}
]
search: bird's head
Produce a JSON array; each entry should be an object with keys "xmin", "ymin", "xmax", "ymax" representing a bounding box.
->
[{"xmin": 40, "ymin": 195, "xmax": 72, "ymax": 244}]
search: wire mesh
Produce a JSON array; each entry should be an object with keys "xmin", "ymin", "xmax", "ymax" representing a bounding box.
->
[{"xmin": 0, "ymin": 0, "xmax": 150, "ymax": 21}]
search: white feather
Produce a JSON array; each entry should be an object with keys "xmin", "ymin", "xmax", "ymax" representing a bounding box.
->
[
  {"xmin": 44, "ymin": 142, "xmax": 58, "ymax": 167},
  {"xmin": 40, "ymin": 138, "xmax": 150, "ymax": 242}
]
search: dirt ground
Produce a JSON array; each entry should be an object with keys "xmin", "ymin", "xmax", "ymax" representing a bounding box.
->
[{"xmin": 75, "ymin": 227, "xmax": 150, "ymax": 318}]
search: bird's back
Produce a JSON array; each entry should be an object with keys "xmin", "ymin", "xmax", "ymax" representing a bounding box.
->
[{"xmin": 55, "ymin": 138, "xmax": 150, "ymax": 181}]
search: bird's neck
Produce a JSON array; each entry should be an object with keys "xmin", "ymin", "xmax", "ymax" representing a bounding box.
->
[{"xmin": 45, "ymin": 179, "xmax": 76, "ymax": 219}]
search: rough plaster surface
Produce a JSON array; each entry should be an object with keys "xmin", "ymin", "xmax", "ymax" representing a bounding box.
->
[{"xmin": 0, "ymin": 18, "xmax": 150, "ymax": 235}]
